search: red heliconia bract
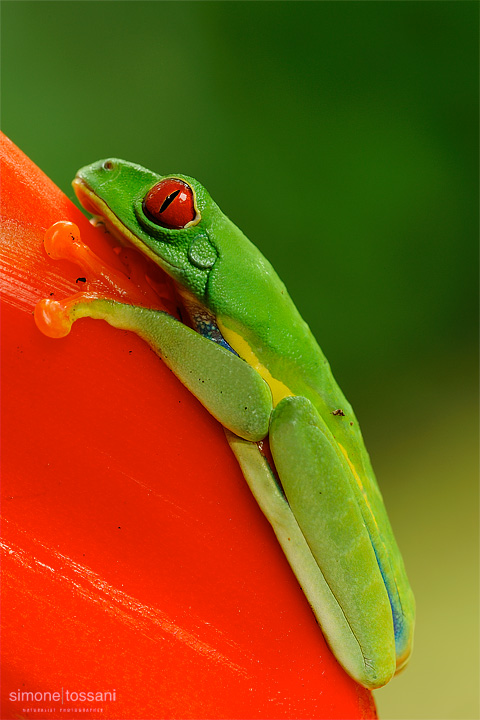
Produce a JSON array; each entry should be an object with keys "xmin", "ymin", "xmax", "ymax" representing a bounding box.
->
[{"xmin": 0, "ymin": 131, "xmax": 377, "ymax": 720}]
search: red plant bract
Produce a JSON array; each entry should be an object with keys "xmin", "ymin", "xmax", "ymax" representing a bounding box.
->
[{"xmin": 0, "ymin": 132, "xmax": 377, "ymax": 720}]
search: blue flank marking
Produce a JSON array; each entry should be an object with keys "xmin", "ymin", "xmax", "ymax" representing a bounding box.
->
[
  {"xmin": 371, "ymin": 543, "xmax": 405, "ymax": 654},
  {"xmin": 191, "ymin": 309, "xmax": 239, "ymax": 356}
]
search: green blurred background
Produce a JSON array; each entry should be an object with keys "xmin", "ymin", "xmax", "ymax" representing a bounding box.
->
[{"xmin": 2, "ymin": 2, "xmax": 478, "ymax": 717}]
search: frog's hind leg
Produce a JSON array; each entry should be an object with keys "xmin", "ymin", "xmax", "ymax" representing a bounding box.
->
[
  {"xmin": 227, "ymin": 396, "xmax": 396, "ymax": 688},
  {"xmin": 268, "ymin": 395, "xmax": 396, "ymax": 688}
]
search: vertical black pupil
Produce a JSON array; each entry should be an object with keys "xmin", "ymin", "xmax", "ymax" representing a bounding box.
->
[{"xmin": 159, "ymin": 189, "xmax": 180, "ymax": 214}]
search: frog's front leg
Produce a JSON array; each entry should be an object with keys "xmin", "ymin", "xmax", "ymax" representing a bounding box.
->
[
  {"xmin": 36, "ymin": 296, "xmax": 273, "ymax": 443},
  {"xmin": 227, "ymin": 395, "xmax": 397, "ymax": 689}
]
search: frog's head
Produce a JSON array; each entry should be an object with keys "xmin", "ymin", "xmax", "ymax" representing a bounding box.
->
[{"xmin": 73, "ymin": 158, "xmax": 232, "ymax": 303}]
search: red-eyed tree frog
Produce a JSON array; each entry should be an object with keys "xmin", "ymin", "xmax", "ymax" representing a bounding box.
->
[{"xmin": 35, "ymin": 159, "xmax": 414, "ymax": 689}]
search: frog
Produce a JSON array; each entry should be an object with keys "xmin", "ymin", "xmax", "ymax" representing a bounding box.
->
[{"xmin": 34, "ymin": 159, "xmax": 414, "ymax": 689}]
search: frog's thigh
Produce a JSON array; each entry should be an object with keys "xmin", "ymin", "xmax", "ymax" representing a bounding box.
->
[
  {"xmin": 269, "ymin": 395, "xmax": 396, "ymax": 689},
  {"xmin": 71, "ymin": 298, "xmax": 273, "ymax": 442}
]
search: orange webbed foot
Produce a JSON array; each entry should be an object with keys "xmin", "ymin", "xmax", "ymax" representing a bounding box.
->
[{"xmin": 35, "ymin": 221, "xmax": 179, "ymax": 338}]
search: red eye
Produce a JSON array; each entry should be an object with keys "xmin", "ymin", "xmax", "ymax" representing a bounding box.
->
[{"xmin": 143, "ymin": 179, "xmax": 196, "ymax": 229}]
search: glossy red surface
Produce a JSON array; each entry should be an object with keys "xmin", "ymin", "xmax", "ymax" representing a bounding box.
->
[
  {"xmin": 0, "ymin": 132, "xmax": 377, "ymax": 719},
  {"xmin": 143, "ymin": 178, "xmax": 196, "ymax": 228}
]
